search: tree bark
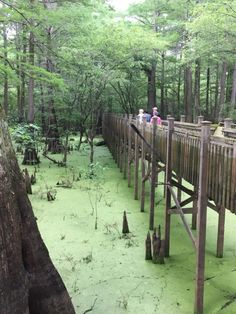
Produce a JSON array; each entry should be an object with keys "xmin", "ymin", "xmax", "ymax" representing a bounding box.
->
[
  {"xmin": 231, "ymin": 63, "xmax": 236, "ymax": 108},
  {"xmin": 177, "ymin": 66, "xmax": 182, "ymax": 117},
  {"xmin": 27, "ymin": 30, "xmax": 35, "ymax": 123},
  {"xmin": 205, "ymin": 67, "xmax": 210, "ymax": 118},
  {"xmin": 160, "ymin": 52, "xmax": 165, "ymax": 117},
  {"xmin": 226, "ymin": 64, "xmax": 233, "ymax": 104},
  {"xmin": 218, "ymin": 61, "xmax": 227, "ymax": 121},
  {"xmin": 19, "ymin": 26, "xmax": 27, "ymax": 123},
  {"xmin": 0, "ymin": 108, "xmax": 75, "ymax": 314},
  {"xmin": 214, "ymin": 63, "xmax": 219, "ymax": 122},
  {"xmin": 44, "ymin": 16, "xmax": 61, "ymax": 152},
  {"xmin": 194, "ymin": 58, "xmax": 201, "ymax": 120},
  {"xmin": 3, "ymin": 26, "xmax": 8, "ymax": 115},
  {"xmin": 184, "ymin": 65, "xmax": 193, "ymax": 122},
  {"xmin": 146, "ymin": 60, "xmax": 157, "ymax": 112}
]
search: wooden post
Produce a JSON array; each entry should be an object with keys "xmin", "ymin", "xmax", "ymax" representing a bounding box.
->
[
  {"xmin": 141, "ymin": 118, "xmax": 147, "ymax": 212},
  {"xmin": 134, "ymin": 120, "xmax": 139, "ymax": 200},
  {"xmin": 164, "ymin": 117, "xmax": 174, "ymax": 257},
  {"xmin": 192, "ymin": 186, "xmax": 198, "ymax": 230},
  {"xmin": 177, "ymin": 176, "xmax": 182, "ymax": 203},
  {"xmin": 117, "ymin": 117, "xmax": 120, "ymax": 167},
  {"xmin": 114, "ymin": 117, "xmax": 118, "ymax": 163},
  {"xmin": 180, "ymin": 115, "xmax": 186, "ymax": 123},
  {"xmin": 195, "ymin": 121, "xmax": 211, "ymax": 314},
  {"xmin": 224, "ymin": 118, "xmax": 233, "ymax": 129},
  {"xmin": 149, "ymin": 117, "xmax": 157, "ymax": 230},
  {"xmin": 216, "ymin": 205, "xmax": 225, "ymax": 258},
  {"xmin": 128, "ymin": 115, "xmax": 132, "ymax": 188},
  {"xmin": 197, "ymin": 116, "xmax": 204, "ymax": 125}
]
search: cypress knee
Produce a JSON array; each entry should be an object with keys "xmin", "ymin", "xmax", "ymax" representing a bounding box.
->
[
  {"xmin": 159, "ymin": 240, "xmax": 165, "ymax": 264},
  {"xmin": 152, "ymin": 230, "xmax": 159, "ymax": 264},
  {"xmin": 23, "ymin": 168, "xmax": 32, "ymax": 194},
  {"xmin": 157, "ymin": 225, "xmax": 161, "ymax": 256},
  {"xmin": 122, "ymin": 211, "xmax": 130, "ymax": 234},
  {"xmin": 145, "ymin": 231, "xmax": 152, "ymax": 260}
]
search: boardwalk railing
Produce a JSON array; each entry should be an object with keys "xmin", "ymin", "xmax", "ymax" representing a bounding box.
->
[
  {"xmin": 102, "ymin": 113, "xmax": 236, "ymax": 314},
  {"xmin": 103, "ymin": 113, "xmax": 236, "ymax": 214}
]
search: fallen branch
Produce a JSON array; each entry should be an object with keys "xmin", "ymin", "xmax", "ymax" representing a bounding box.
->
[
  {"xmin": 83, "ymin": 298, "xmax": 97, "ymax": 314},
  {"xmin": 42, "ymin": 152, "xmax": 66, "ymax": 167}
]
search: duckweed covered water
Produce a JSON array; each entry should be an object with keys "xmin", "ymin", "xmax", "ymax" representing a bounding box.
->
[{"xmin": 23, "ymin": 142, "xmax": 236, "ymax": 314}]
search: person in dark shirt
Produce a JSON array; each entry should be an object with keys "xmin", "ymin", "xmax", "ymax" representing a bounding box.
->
[{"xmin": 143, "ymin": 110, "xmax": 151, "ymax": 122}]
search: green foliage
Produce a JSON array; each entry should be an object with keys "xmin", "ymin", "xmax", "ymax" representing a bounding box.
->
[
  {"xmin": 1, "ymin": 0, "xmax": 236, "ymax": 127},
  {"xmin": 11, "ymin": 123, "xmax": 41, "ymax": 149}
]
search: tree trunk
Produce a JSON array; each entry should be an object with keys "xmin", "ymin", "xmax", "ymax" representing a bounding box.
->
[
  {"xmin": 19, "ymin": 27, "xmax": 27, "ymax": 123},
  {"xmin": 3, "ymin": 26, "xmax": 8, "ymax": 115},
  {"xmin": 226, "ymin": 64, "xmax": 233, "ymax": 104},
  {"xmin": 44, "ymin": 24, "xmax": 61, "ymax": 152},
  {"xmin": 22, "ymin": 147, "xmax": 40, "ymax": 165},
  {"xmin": 184, "ymin": 65, "xmax": 193, "ymax": 122},
  {"xmin": 214, "ymin": 63, "xmax": 219, "ymax": 122},
  {"xmin": 27, "ymin": 30, "xmax": 35, "ymax": 123},
  {"xmin": 205, "ymin": 67, "xmax": 210, "ymax": 118},
  {"xmin": 40, "ymin": 83, "xmax": 47, "ymax": 136},
  {"xmin": 160, "ymin": 52, "xmax": 165, "ymax": 117},
  {"xmin": 231, "ymin": 63, "xmax": 236, "ymax": 108},
  {"xmin": 177, "ymin": 66, "xmax": 182, "ymax": 117},
  {"xmin": 218, "ymin": 61, "xmax": 227, "ymax": 121},
  {"xmin": 146, "ymin": 60, "xmax": 157, "ymax": 112},
  {"xmin": 0, "ymin": 108, "xmax": 75, "ymax": 314},
  {"xmin": 46, "ymin": 88, "xmax": 61, "ymax": 153},
  {"xmin": 194, "ymin": 58, "xmax": 201, "ymax": 120}
]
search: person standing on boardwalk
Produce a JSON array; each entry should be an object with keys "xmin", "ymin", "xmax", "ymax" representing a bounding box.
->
[
  {"xmin": 137, "ymin": 109, "xmax": 144, "ymax": 123},
  {"xmin": 143, "ymin": 110, "xmax": 151, "ymax": 122},
  {"xmin": 150, "ymin": 112, "xmax": 162, "ymax": 126},
  {"xmin": 152, "ymin": 107, "xmax": 159, "ymax": 117}
]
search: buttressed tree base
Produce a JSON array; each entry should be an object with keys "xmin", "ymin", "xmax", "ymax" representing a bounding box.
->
[{"xmin": 0, "ymin": 108, "xmax": 75, "ymax": 314}]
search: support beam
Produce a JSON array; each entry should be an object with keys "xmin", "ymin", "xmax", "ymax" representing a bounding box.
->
[
  {"xmin": 195, "ymin": 121, "xmax": 211, "ymax": 314},
  {"xmin": 168, "ymin": 185, "xmax": 196, "ymax": 248},
  {"xmin": 149, "ymin": 117, "xmax": 157, "ymax": 230},
  {"xmin": 216, "ymin": 205, "xmax": 225, "ymax": 258},
  {"xmin": 164, "ymin": 117, "xmax": 174, "ymax": 256},
  {"xmin": 171, "ymin": 195, "xmax": 196, "ymax": 210},
  {"xmin": 127, "ymin": 115, "xmax": 132, "ymax": 188},
  {"xmin": 192, "ymin": 186, "xmax": 198, "ymax": 230},
  {"xmin": 141, "ymin": 119, "xmax": 147, "ymax": 212},
  {"xmin": 171, "ymin": 179, "xmax": 195, "ymax": 196},
  {"xmin": 134, "ymin": 120, "xmax": 139, "ymax": 200}
]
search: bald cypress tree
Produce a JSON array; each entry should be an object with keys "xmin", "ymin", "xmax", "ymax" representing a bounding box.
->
[{"xmin": 0, "ymin": 107, "xmax": 75, "ymax": 314}]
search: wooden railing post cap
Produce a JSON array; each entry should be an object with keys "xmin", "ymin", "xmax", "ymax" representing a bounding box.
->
[
  {"xmin": 167, "ymin": 116, "xmax": 174, "ymax": 124},
  {"xmin": 180, "ymin": 115, "xmax": 186, "ymax": 122},
  {"xmin": 201, "ymin": 121, "xmax": 211, "ymax": 126}
]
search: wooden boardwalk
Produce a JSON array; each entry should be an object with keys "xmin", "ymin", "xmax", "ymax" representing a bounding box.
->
[
  {"xmin": 102, "ymin": 113, "xmax": 236, "ymax": 314},
  {"xmin": 103, "ymin": 114, "xmax": 236, "ymax": 214}
]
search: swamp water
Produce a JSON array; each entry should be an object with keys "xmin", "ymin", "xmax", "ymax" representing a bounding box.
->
[{"xmin": 22, "ymin": 144, "xmax": 236, "ymax": 314}]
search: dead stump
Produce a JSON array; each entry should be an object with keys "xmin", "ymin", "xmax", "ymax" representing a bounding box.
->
[
  {"xmin": 146, "ymin": 225, "xmax": 165, "ymax": 265},
  {"xmin": 22, "ymin": 148, "xmax": 40, "ymax": 165}
]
